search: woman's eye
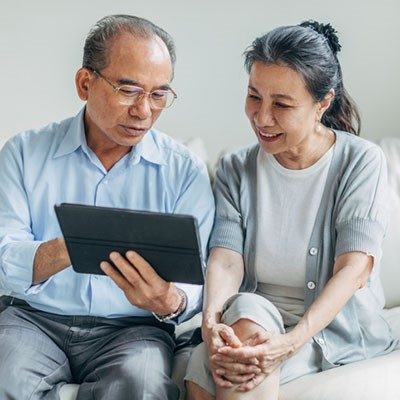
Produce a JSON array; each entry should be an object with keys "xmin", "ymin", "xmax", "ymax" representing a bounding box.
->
[
  {"xmin": 247, "ymin": 93, "xmax": 261, "ymax": 101},
  {"xmin": 275, "ymin": 102, "xmax": 290, "ymax": 108}
]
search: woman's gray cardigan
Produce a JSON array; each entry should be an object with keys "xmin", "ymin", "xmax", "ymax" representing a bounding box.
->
[{"xmin": 209, "ymin": 130, "xmax": 398, "ymax": 369}]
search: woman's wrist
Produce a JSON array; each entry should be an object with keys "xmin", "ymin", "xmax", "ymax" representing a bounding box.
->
[
  {"xmin": 201, "ymin": 310, "xmax": 221, "ymax": 345},
  {"xmin": 203, "ymin": 310, "xmax": 222, "ymax": 327},
  {"xmin": 287, "ymin": 321, "xmax": 310, "ymax": 351}
]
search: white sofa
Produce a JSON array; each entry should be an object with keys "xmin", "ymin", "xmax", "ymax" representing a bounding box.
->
[{"xmin": 2, "ymin": 137, "xmax": 400, "ymax": 400}]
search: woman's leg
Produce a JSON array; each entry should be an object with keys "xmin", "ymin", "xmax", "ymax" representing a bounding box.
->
[
  {"xmin": 186, "ymin": 293, "xmax": 286, "ymax": 400},
  {"xmin": 185, "ymin": 342, "xmax": 216, "ymax": 400},
  {"xmin": 186, "ymin": 381, "xmax": 215, "ymax": 400},
  {"xmin": 215, "ymin": 318, "xmax": 280, "ymax": 400}
]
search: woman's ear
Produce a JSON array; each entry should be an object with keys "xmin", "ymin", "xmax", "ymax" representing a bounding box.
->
[
  {"xmin": 75, "ymin": 68, "xmax": 92, "ymax": 101},
  {"xmin": 317, "ymin": 89, "xmax": 335, "ymax": 119}
]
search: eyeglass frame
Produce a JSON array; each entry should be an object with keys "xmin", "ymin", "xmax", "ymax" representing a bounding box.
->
[{"xmin": 89, "ymin": 69, "xmax": 177, "ymax": 109}]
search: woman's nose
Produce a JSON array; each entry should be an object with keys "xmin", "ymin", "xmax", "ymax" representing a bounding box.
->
[{"xmin": 255, "ymin": 104, "xmax": 275, "ymax": 127}]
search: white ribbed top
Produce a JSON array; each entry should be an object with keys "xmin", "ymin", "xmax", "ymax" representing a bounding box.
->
[{"xmin": 255, "ymin": 146, "xmax": 334, "ymax": 325}]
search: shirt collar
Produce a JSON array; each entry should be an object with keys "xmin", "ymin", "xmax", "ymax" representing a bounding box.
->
[
  {"xmin": 54, "ymin": 107, "xmax": 87, "ymax": 158},
  {"xmin": 54, "ymin": 107, "xmax": 167, "ymax": 166},
  {"xmin": 131, "ymin": 129, "xmax": 167, "ymax": 166}
]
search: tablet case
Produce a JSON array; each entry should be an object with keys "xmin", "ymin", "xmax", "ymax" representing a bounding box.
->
[{"xmin": 54, "ymin": 203, "xmax": 204, "ymax": 284}]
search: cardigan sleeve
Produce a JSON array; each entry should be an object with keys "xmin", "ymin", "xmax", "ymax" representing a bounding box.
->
[
  {"xmin": 209, "ymin": 153, "xmax": 245, "ymax": 255},
  {"xmin": 335, "ymin": 145, "xmax": 389, "ymax": 261}
]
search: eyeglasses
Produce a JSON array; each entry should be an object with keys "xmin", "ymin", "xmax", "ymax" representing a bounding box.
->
[{"xmin": 91, "ymin": 70, "xmax": 177, "ymax": 109}]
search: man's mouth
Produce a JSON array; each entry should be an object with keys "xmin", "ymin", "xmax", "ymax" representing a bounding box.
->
[{"xmin": 121, "ymin": 125, "xmax": 148, "ymax": 137}]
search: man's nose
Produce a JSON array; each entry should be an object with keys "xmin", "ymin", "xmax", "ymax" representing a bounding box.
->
[{"xmin": 129, "ymin": 94, "xmax": 152, "ymax": 119}]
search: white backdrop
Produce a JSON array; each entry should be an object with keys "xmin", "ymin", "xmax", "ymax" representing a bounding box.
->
[{"xmin": 1, "ymin": 0, "xmax": 399, "ymax": 163}]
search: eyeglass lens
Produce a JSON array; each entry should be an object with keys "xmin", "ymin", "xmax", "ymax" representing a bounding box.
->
[{"xmin": 117, "ymin": 86, "xmax": 175, "ymax": 109}]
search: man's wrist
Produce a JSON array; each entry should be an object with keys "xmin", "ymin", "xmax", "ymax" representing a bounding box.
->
[
  {"xmin": 57, "ymin": 237, "xmax": 71, "ymax": 267},
  {"xmin": 152, "ymin": 288, "xmax": 187, "ymax": 322}
]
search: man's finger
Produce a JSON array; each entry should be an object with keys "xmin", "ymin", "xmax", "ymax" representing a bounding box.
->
[
  {"xmin": 100, "ymin": 261, "xmax": 131, "ymax": 292},
  {"xmin": 125, "ymin": 251, "xmax": 161, "ymax": 283},
  {"xmin": 108, "ymin": 252, "xmax": 142, "ymax": 286}
]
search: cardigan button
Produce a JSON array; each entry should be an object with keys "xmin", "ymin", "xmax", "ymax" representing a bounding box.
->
[
  {"xmin": 309, "ymin": 247, "xmax": 318, "ymax": 256},
  {"xmin": 307, "ymin": 281, "xmax": 316, "ymax": 290}
]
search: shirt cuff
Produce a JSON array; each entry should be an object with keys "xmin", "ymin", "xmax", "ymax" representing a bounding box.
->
[
  {"xmin": 0, "ymin": 240, "xmax": 50, "ymax": 295},
  {"xmin": 167, "ymin": 283, "xmax": 203, "ymax": 325}
]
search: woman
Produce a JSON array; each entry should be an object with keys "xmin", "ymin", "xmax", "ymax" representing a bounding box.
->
[{"xmin": 185, "ymin": 21, "xmax": 398, "ymax": 400}]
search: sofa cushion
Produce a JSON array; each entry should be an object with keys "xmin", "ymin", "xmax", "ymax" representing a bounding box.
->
[
  {"xmin": 59, "ymin": 384, "xmax": 79, "ymax": 400},
  {"xmin": 279, "ymin": 306, "xmax": 400, "ymax": 400},
  {"xmin": 380, "ymin": 137, "xmax": 400, "ymax": 308},
  {"xmin": 279, "ymin": 349, "xmax": 400, "ymax": 400},
  {"xmin": 380, "ymin": 195, "xmax": 400, "ymax": 308}
]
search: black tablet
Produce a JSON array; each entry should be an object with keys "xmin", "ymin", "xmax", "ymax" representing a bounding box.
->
[{"xmin": 54, "ymin": 203, "xmax": 205, "ymax": 284}]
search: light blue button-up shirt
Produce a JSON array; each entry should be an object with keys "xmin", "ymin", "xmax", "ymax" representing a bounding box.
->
[{"xmin": 0, "ymin": 108, "xmax": 215, "ymax": 322}]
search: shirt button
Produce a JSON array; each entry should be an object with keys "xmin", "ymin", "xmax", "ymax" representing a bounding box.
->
[
  {"xmin": 307, "ymin": 281, "xmax": 316, "ymax": 290},
  {"xmin": 309, "ymin": 247, "xmax": 318, "ymax": 256},
  {"xmin": 316, "ymin": 338, "xmax": 325, "ymax": 345}
]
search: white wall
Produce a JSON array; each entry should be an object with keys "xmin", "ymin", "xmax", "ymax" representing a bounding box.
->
[{"xmin": 1, "ymin": 0, "xmax": 399, "ymax": 163}]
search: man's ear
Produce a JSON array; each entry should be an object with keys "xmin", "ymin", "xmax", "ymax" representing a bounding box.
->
[
  {"xmin": 75, "ymin": 68, "xmax": 92, "ymax": 101},
  {"xmin": 318, "ymin": 89, "xmax": 335, "ymax": 119}
]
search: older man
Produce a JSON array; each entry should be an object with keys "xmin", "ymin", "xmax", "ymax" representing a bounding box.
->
[{"xmin": 0, "ymin": 15, "xmax": 214, "ymax": 400}]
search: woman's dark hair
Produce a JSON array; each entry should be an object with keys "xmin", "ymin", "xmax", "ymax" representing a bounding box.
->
[
  {"xmin": 244, "ymin": 20, "xmax": 361, "ymax": 135},
  {"xmin": 82, "ymin": 15, "xmax": 176, "ymax": 76}
]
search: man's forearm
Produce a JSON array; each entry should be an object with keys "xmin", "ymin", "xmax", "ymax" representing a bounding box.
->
[{"xmin": 32, "ymin": 237, "xmax": 71, "ymax": 284}]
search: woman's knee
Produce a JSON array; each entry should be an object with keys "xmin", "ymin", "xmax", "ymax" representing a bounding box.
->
[
  {"xmin": 230, "ymin": 318, "xmax": 267, "ymax": 342},
  {"xmin": 222, "ymin": 293, "xmax": 285, "ymax": 335}
]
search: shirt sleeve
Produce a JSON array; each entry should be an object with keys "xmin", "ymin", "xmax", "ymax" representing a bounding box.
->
[
  {"xmin": 209, "ymin": 154, "xmax": 245, "ymax": 254},
  {"xmin": 0, "ymin": 139, "xmax": 47, "ymax": 295},
  {"xmin": 168, "ymin": 159, "xmax": 215, "ymax": 324},
  {"xmin": 335, "ymin": 145, "xmax": 389, "ymax": 262}
]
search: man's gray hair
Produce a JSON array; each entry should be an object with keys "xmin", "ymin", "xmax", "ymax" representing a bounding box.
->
[{"xmin": 82, "ymin": 15, "xmax": 176, "ymax": 73}]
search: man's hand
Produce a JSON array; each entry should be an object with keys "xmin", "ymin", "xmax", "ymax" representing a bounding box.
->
[{"xmin": 100, "ymin": 250, "xmax": 182, "ymax": 315}]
